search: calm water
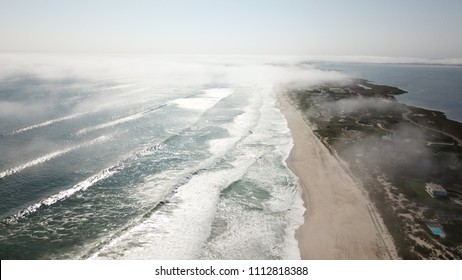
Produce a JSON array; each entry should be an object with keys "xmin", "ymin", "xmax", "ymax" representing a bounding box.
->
[{"xmin": 313, "ymin": 62, "xmax": 462, "ymax": 122}]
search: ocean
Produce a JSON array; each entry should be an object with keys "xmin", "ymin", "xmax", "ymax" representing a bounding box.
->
[{"xmin": 0, "ymin": 54, "xmax": 307, "ymax": 259}]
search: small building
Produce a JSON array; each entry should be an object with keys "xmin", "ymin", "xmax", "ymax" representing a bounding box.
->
[{"xmin": 425, "ymin": 183, "xmax": 447, "ymax": 198}]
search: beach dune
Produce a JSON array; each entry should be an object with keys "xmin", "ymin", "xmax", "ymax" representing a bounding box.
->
[{"xmin": 278, "ymin": 93, "xmax": 397, "ymax": 260}]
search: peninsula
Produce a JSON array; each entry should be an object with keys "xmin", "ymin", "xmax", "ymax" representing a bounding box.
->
[{"xmin": 280, "ymin": 79, "xmax": 462, "ymax": 259}]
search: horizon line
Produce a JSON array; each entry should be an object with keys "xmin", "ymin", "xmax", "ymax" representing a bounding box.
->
[{"xmin": 1, "ymin": 51, "xmax": 461, "ymax": 66}]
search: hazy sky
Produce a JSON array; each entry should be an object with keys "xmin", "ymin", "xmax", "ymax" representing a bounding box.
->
[{"xmin": 1, "ymin": 0, "xmax": 461, "ymax": 58}]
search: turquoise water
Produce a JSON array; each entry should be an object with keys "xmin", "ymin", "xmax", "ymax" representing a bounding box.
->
[{"xmin": 429, "ymin": 226, "xmax": 445, "ymax": 237}]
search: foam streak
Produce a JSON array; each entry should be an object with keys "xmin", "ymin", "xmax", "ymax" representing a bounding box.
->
[
  {"xmin": 8, "ymin": 112, "xmax": 88, "ymax": 135},
  {"xmin": 0, "ymin": 135, "xmax": 111, "ymax": 179},
  {"xmin": 4, "ymin": 162, "xmax": 123, "ymax": 223},
  {"xmin": 76, "ymin": 105, "xmax": 166, "ymax": 135}
]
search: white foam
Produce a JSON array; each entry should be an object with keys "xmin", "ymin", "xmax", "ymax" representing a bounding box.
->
[
  {"xmin": 227, "ymin": 100, "xmax": 261, "ymax": 137},
  {"xmin": 207, "ymin": 87, "xmax": 262, "ymax": 156},
  {"xmin": 5, "ymin": 162, "xmax": 123, "ymax": 223},
  {"xmin": 169, "ymin": 88, "xmax": 234, "ymax": 111},
  {"xmin": 0, "ymin": 149, "xmax": 72, "ymax": 179},
  {"xmin": 4, "ymin": 138, "xmax": 168, "ymax": 223},
  {"xmin": 99, "ymin": 83, "xmax": 135, "ymax": 91},
  {"xmin": 200, "ymin": 182, "xmax": 304, "ymax": 260},
  {"xmin": 76, "ymin": 104, "xmax": 166, "ymax": 135},
  {"xmin": 76, "ymin": 112, "xmax": 145, "ymax": 135},
  {"xmin": 90, "ymin": 153, "xmax": 261, "ymax": 259},
  {"xmin": 202, "ymin": 88, "xmax": 234, "ymax": 99},
  {"xmin": 283, "ymin": 186, "xmax": 305, "ymax": 259},
  {"xmin": 84, "ymin": 86, "xmax": 304, "ymax": 260},
  {"xmin": 259, "ymin": 88, "xmax": 305, "ymax": 259},
  {"xmin": 207, "ymin": 137, "xmax": 240, "ymax": 156},
  {"xmin": 0, "ymin": 135, "xmax": 112, "ymax": 179},
  {"xmin": 205, "ymin": 86, "xmax": 305, "ymax": 259},
  {"xmin": 8, "ymin": 112, "xmax": 88, "ymax": 135},
  {"xmin": 202, "ymin": 209, "xmax": 282, "ymax": 259}
]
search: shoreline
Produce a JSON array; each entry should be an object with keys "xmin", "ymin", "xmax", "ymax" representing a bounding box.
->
[{"xmin": 278, "ymin": 92, "xmax": 398, "ymax": 259}]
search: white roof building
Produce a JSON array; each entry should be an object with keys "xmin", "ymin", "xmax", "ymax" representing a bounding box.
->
[{"xmin": 425, "ymin": 183, "xmax": 447, "ymax": 198}]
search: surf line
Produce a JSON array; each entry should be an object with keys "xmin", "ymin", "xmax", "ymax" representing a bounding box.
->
[
  {"xmin": 3, "ymin": 162, "xmax": 124, "ymax": 224},
  {"xmin": 7, "ymin": 112, "xmax": 89, "ymax": 136},
  {"xmin": 76, "ymin": 104, "xmax": 167, "ymax": 136},
  {"xmin": 3, "ymin": 137, "xmax": 170, "ymax": 223},
  {"xmin": 0, "ymin": 135, "xmax": 112, "ymax": 180}
]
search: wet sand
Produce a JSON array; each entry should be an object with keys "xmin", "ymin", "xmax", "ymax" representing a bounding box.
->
[{"xmin": 278, "ymin": 92, "xmax": 397, "ymax": 259}]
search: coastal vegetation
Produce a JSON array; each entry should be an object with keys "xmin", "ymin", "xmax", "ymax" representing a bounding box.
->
[{"xmin": 289, "ymin": 80, "xmax": 462, "ymax": 259}]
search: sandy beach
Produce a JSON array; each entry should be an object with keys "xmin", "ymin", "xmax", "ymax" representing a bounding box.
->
[{"xmin": 278, "ymin": 92, "xmax": 398, "ymax": 260}]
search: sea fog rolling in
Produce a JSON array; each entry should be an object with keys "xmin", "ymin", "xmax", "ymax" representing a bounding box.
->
[
  {"xmin": 313, "ymin": 61, "xmax": 462, "ymax": 122},
  {"xmin": 0, "ymin": 54, "xmax": 347, "ymax": 259},
  {"xmin": 3, "ymin": 54, "xmax": 461, "ymax": 260}
]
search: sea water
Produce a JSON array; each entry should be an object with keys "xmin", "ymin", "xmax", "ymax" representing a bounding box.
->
[{"xmin": 0, "ymin": 55, "xmax": 305, "ymax": 259}]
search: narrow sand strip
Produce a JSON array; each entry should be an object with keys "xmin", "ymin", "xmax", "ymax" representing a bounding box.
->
[{"xmin": 278, "ymin": 92, "xmax": 397, "ymax": 260}]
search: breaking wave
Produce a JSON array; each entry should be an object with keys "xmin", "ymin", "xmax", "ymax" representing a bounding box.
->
[{"xmin": 0, "ymin": 135, "xmax": 112, "ymax": 179}]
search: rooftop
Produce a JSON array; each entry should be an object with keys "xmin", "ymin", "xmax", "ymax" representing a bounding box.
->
[{"xmin": 426, "ymin": 183, "xmax": 446, "ymax": 192}]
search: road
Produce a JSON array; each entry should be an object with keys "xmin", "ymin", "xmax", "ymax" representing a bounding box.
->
[{"xmin": 402, "ymin": 110, "xmax": 462, "ymax": 146}]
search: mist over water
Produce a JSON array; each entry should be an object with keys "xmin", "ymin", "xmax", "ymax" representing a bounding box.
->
[
  {"xmin": 313, "ymin": 62, "xmax": 462, "ymax": 122},
  {"xmin": 0, "ymin": 54, "xmax": 349, "ymax": 259}
]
